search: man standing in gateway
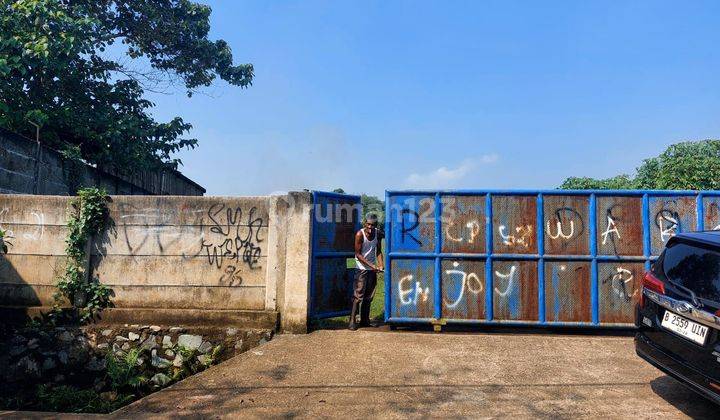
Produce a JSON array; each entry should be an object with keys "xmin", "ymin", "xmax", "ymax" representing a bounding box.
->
[{"xmin": 348, "ymin": 214, "xmax": 384, "ymax": 330}]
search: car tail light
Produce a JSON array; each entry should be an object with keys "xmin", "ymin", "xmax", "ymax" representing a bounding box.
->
[{"xmin": 640, "ymin": 271, "xmax": 665, "ymax": 308}]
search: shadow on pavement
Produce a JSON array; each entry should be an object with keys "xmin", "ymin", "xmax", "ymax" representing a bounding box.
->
[{"xmin": 650, "ymin": 375, "xmax": 717, "ymax": 419}]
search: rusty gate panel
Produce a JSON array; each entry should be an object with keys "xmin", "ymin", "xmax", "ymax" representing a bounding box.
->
[
  {"xmin": 441, "ymin": 259, "xmax": 486, "ymax": 320},
  {"xmin": 389, "ymin": 195, "xmax": 436, "ymax": 253},
  {"xmin": 544, "ymin": 261, "xmax": 592, "ymax": 323},
  {"xmin": 492, "ymin": 196, "xmax": 537, "ymax": 254},
  {"xmin": 492, "ymin": 260, "xmax": 538, "ymax": 321},
  {"xmin": 598, "ymin": 262, "xmax": 644, "ymax": 324},
  {"xmin": 595, "ymin": 196, "xmax": 643, "ymax": 256},
  {"xmin": 390, "ymin": 258, "xmax": 434, "ymax": 319},
  {"xmin": 441, "ymin": 195, "xmax": 486, "ymax": 254},
  {"xmin": 385, "ymin": 189, "xmax": 716, "ymax": 329},
  {"xmin": 312, "ymin": 195, "xmax": 361, "ymax": 253},
  {"xmin": 703, "ymin": 196, "xmax": 720, "ymax": 231},
  {"xmin": 312, "ymin": 258, "xmax": 354, "ymax": 315},
  {"xmin": 543, "ymin": 195, "xmax": 589, "ymax": 255},
  {"xmin": 649, "ymin": 196, "xmax": 696, "ymax": 256}
]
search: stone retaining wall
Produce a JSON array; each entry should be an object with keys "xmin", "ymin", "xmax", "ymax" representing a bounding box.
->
[{"xmin": 0, "ymin": 323, "xmax": 273, "ymax": 409}]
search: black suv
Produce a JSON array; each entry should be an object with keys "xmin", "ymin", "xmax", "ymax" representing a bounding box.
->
[{"xmin": 636, "ymin": 231, "xmax": 720, "ymax": 404}]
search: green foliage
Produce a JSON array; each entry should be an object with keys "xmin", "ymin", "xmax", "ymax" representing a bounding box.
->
[
  {"xmin": 59, "ymin": 143, "xmax": 84, "ymax": 193},
  {"xmin": 0, "ymin": 227, "xmax": 10, "ymax": 253},
  {"xmin": 35, "ymin": 384, "xmax": 118, "ymax": 413},
  {"xmin": 0, "ymin": 0, "xmax": 253, "ymax": 172},
  {"xmin": 559, "ymin": 140, "xmax": 720, "ymax": 190},
  {"xmin": 105, "ymin": 348, "xmax": 148, "ymax": 391},
  {"xmin": 559, "ymin": 174, "xmax": 635, "ymax": 190},
  {"xmin": 361, "ymin": 194, "xmax": 385, "ymax": 222},
  {"xmin": 54, "ymin": 187, "xmax": 111, "ymax": 323}
]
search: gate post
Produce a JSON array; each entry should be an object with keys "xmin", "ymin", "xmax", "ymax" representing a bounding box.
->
[{"xmin": 280, "ymin": 191, "xmax": 313, "ymax": 333}]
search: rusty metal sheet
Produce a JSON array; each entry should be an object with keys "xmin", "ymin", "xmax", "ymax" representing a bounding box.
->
[
  {"xmin": 649, "ymin": 196, "xmax": 696, "ymax": 256},
  {"xmin": 543, "ymin": 195, "xmax": 589, "ymax": 256},
  {"xmin": 441, "ymin": 195, "xmax": 486, "ymax": 254},
  {"xmin": 492, "ymin": 196, "xmax": 537, "ymax": 254},
  {"xmin": 389, "ymin": 195, "xmax": 436, "ymax": 253},
  {"xmin": 441, "ymin": 259, "xmax": 485, "ymax": 320},
  {"xmin": 312, "ymin": 258, "xmax": 354, "ymax": 314},
  {"xmin": 390, "ymin": 258, "xmax": 434, "ymax": 318},
  {"xmin": 598, "ymin": 262, "xmax": 644, "ymax": 324},
  {"xmin": 703, "ymin": 196, "xmax": 720, "ymax": 231},
  {"xmin": 492, "ymin": 260, "xmax": 538, "ymax": 321},
  {"xmin": 544, "ymin": 261, "xmax": 592, "ymax": 323},
  {"xmin": 596, "ymin": 196, "xmax": 643, "ymax": 256},
  {"xmin": 313, "ymin": 196, "xmax": 361, "ymax": 253}
]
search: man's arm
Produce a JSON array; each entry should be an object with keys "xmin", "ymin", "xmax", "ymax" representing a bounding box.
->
[{"xmin": 355, "ymin": 231, "xmax": 377, "ymax": 270}]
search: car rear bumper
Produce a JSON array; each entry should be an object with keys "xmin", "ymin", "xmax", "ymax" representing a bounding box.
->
[{"xmin": 635, "ymin": 332, "xmax": 720, "ymax": 405}]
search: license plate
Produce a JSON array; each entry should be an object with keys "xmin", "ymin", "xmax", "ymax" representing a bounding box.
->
[{"xmin": 661, "ymin": 310, "xmax": 709, "ymax": 345}]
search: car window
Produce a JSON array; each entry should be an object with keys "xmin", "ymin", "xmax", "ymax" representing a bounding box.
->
[{"xmin": 663, "ymin": 241, "xmax": 720, "ymax": 302}]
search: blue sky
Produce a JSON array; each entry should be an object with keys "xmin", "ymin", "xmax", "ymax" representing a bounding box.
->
[{"xmin": 147, "ymin": 0, "xmax": 720, "ymax": 197}]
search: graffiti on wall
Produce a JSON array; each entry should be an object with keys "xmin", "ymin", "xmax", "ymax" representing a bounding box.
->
[
  {"xmin": 0, "ymin": 208, "xmax": 45, "ymax": 244},
  {"xmin": 198, "ymin": 204, "xmax": 264, "ymax": 286},
  {"xmin": 115, "ymin": 202, "xmax": 265, "ymax": 286}
]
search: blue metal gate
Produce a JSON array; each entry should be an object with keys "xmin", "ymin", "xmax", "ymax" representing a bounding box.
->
[
  {"xmin": 310, "ymin": 191, "xmax": 362, "ymax": 319},
  {"xmin": 384, "ymin": 189, "xmax": 720, "ymax": 327}
]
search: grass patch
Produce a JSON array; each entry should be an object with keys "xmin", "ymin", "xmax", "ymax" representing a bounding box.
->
[{"xmin": 312, "ymin": 257, "xmax": 385, "ymax": 330}]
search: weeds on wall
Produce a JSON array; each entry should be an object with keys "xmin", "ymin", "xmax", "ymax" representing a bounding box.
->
[
  {"xmin": 0, "ymin": 227, "xmax": 11, "ymax": 254},
  {"xmin": 53, "ymin": 187, "xmax": 112, "ymax": 323}
]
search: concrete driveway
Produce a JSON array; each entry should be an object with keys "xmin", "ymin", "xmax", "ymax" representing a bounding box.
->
[{"xmin": 113, "ymin": 329, "xmax": 716, "ymax": 419}]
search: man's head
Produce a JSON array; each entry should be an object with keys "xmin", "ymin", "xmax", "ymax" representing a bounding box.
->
[{"xmin": 364, "ymin": 213, "xmax": 379, "ymax": 231}]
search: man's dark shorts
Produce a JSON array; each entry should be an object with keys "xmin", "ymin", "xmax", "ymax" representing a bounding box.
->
[{"xmin": 353, "ymin": 269, "xmax": 377, "ymax": 302}]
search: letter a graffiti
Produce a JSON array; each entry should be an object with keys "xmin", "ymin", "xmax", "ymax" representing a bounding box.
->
[{"xmin": 601, "ymin": 216, "xmax": 621, "ymax": 245}]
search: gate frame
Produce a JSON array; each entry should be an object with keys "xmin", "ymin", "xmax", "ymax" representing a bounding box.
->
[
  {"xmin": 309, "ymin": 190, "xmax": 362, "ymax": 319},
  {"xmin": 384, "ymin": 189, "xmax": 720, "ymax": 328}
]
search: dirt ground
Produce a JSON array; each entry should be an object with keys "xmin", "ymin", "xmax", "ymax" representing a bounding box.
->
[{"xmin": 96, "ymin": 328, "xmax": 718, "ymax": 419}]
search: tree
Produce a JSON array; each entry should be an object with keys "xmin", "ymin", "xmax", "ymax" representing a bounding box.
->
[
  {"xmin": 0, "ymin": 0, "xmax": 253, "ymax": 172},
  {"xmin": 361, "ymin": 194, "xmax": 384, "ymax": 222},
  {"xmin": 559, "ymin": 175, "xmax": 634, "ymax": 190},
  {"xmin": 559, "ymin": 140, "xmax": 720, "ymax": 190}
]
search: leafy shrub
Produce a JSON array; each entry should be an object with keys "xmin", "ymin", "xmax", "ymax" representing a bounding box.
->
[{"xmin": 105, "ymin": 349, "xmax": 148, "ymax": 391}]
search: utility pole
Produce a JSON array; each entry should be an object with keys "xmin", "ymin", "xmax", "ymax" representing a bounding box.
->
[{"xmin": 29, "ymin": 121, "xmax": 41, "ymax": 194}]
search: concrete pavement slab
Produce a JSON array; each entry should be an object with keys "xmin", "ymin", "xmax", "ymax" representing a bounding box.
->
[{"xmin": 110, "ymin": 330, "xmax": 717, "ymax": 418}]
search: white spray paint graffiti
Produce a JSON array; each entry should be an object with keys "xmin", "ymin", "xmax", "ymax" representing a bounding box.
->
[
  {"xmin": 0, "ymin": 208, "xmax": 45, "ymax": 241},
  {"xmin": 604, "ymin": 266, "xmax": 637, "ymax": 302},
  {"xmin": 498, "ymin": 225, "xmax": 532, "ymax": 248},
  {"xmin": 494, "ymin": 265, "xmax": 517, "ymax": 297},
  {"xmin": 601, "ymin": 216, "xmax": 620, "ymax": 245},
  {"xmin": 22, "ymin": 212, "xmax": 45, "ymax": 240},
  {"xmin": 658, "ymin": 213, "xmax": 678, "ymax": 243},
  {"xmin": 443, "ymin": 261, "xmax": 483, "ymax": 308},
  {"xmin": 0, "ymin": 208, "xmax": 14, "ymax": 239},
  {"xmin": 398, "ymin": 274, "xmax": 431, "ymax": 305},
  {"xmin": 546, "ymin": 219, "xmax": 574, "ymax": 240},
  {"xmin": 445, "ymin": 220, "xmax": 481, "ymax": 244}
]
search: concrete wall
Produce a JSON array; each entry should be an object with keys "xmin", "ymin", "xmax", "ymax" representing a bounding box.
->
[
  {"xmin": 0, "ymin": 192, "xmax": 315, "ymax": 332},
  {"xmin": 0, "ymin": 127, "xmax": 205, "ymax": 196}
]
